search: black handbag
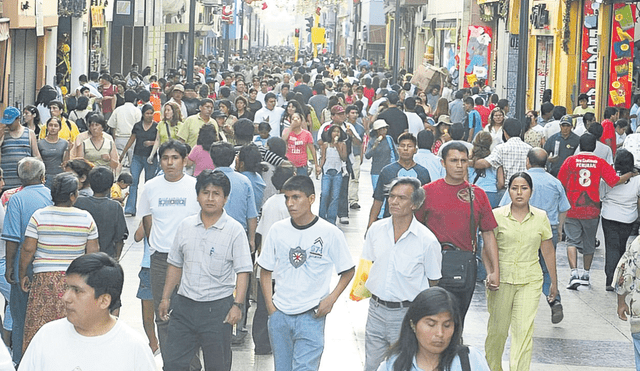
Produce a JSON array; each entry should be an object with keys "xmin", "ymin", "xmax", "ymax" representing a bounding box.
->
[{"xmin": 439, "ymin": 183, "xmax": 478, "ymax": 290}]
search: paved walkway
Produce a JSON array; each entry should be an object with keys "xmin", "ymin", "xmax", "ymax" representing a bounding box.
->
[{"xmin": 114, "ymin": 160, "xmax": 636, "ymax": 371}]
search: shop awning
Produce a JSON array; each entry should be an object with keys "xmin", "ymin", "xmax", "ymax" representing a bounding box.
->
[{"xmin": 164, "ymin": 0, "xmax": 187, "ymax": 15}]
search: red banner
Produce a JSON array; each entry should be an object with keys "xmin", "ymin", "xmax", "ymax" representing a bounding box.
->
[
  {"xmin": 579, "ymin": 0, "xmax": 597, "ymax": 105},
  {"xmin": 608, "ymin": 3, "xmax": 635, "ymax": 108},
  {"xmin": 464, "ymin": 26, "xmax": 492, "ymax": 88}
]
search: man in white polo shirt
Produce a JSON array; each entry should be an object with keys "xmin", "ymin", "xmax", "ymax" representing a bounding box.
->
[
  {"xmin": 138, "ymin": 139, "xmax": 199, "ymax": 360},
  {"xmin": 258, "ymin": 175, "xmax": 355, "ymax": 371}
]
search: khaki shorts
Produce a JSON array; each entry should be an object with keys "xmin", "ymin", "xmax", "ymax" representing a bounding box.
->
[{"xmin": 564, "ymin": 217, "xmax": 599, "ymax": 255}]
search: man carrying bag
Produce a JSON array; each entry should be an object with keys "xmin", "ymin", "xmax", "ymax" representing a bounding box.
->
[{"xmin": 415, "ymin": 141, "xmax": 500, "ymax": 326}]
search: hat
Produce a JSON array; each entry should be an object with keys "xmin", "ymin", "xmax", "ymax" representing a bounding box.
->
[
  {"xmin": 1, "ymin": 107, "xmax": 20, "ymax": 124},
  {"xmin": 435, "ymin": 115, "xmax": 452, "ymax": 126},
  {"xmin": 560, "ymin": 115, "xmax": 573, "ymax": 126},
  {"xmin": 330, "ymin": 105, "xmax": 345, "ymax": 115},
  {"xmin": 172, "ymin": 84, "xmax": 184, "ymax": 92},
  {"xmin": 149, "ymin": 82, "xmax": 160, "ymax": 90},
  {"xmin": 206, "ymin": 76, "xmax": 215, "ymax": 84},
  {"xmin": 372, "ymin": 119, "xmax": 389, "ymax": 131},
  {"xmin": 211, "ymin": 110, "xmax": 226, "ymax": 118}
]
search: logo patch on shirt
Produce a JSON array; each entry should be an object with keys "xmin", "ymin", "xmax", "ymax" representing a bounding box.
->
[
  {"xmin": 289, "ymin": 246, "xmax": 307, "ymax": 268},
  {"xmin": 309, "ymin": 237, "xmax": 324, "ymax": 258},
  {"xmin": 158, "ymin": 197, "xmax": 187, "ymax": 207},
  {"xmin": 456, "ymin": 188, "xmax": 475, "ymax": 203}
]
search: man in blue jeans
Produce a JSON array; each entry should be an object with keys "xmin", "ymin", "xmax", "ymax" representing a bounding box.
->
[
  {"xmin": 500, "ymin": 148, "xmax": 570, "ymax": 323},
  {"xmin": 2, "ymin": 158, "xmax": 52, "ymax": 363},
  {"xmin": 258, "ymin": 176, "xmax": 354, "ymax": 371}
]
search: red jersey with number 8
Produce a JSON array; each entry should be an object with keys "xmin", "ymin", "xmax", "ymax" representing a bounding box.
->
[{"xmin": 557, "ymin": 153, "xmax": 620, "ymax": 219}]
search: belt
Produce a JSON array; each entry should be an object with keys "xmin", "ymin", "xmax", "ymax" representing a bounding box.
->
[{"xmin": 371, "ymin": 294, "xmax": 412, "ymax": 309}]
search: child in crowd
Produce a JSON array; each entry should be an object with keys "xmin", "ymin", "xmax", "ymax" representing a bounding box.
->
[
  {"xmin": 111, "ymin": 172, "xmax": 132, "ymax": 206},
  {"xmin": 253, "ymin": 122, "xmax": 272, "ymax": 147}
]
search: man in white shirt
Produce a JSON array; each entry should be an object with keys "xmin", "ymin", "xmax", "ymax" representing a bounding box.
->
[
  {"xmin": 363, "ymin": 177, "xmax": 441, "ymax": 371},
  {"xmin": 106, "ymin": 90, "xmax": 141, "ymax": 167},
  {"xmin": 138, "ymin": 140, "xmax": 200, "ymax": 361},
  {"xmin": 19, "ymin": 253, "xmax": 156, "ymax": 371},
  {"xmin": 253, "ymin": 92, "xmax": 285, "ymax": 138}
]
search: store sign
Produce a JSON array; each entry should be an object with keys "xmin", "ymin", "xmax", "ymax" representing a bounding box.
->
[
  {"xmin": 91, "ymin": 6, "xmax": 105, "ymax": 28},
  {"xmin": 579, "ymin": 0, "xmax": 597, "ymax": 105},
  {"xmin": 608, "ymin": 3, "xmax": 635, "ymax": 108},
  {"xmin": 464, "ymin": 25, "xmax": 492, "ymax": 88}
]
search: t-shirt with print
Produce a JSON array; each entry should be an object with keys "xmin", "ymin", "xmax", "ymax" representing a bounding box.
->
[
  {"xmin": 137, "ymin": 175, "xmax": 200, "ymax": 254},
  {"xmin": 557, "ymin": 152, "xmax": 620, "ymax": 219},
  {"xmin": 257, "ymin": 216, "xmax": 354, "ymax": 315},
  {"xmin": 285, "ymin": 129, "xmax": 313, "ymax": 167},
  {"xmin": 415, "ymin": 179, "xmax": 498, "ymax": 252},
  {"xmin": 373, "ymin": 162, "xmax": 431, "ymax": 218}
]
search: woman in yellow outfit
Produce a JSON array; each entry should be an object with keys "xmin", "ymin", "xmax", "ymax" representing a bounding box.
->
[
  {"xmin": 485, "ymin": 172, "xmax": 558, "ymax": 371},
  {"xmin": 38, "ymin": 100, "xmax": 80, "ymax": 144}
]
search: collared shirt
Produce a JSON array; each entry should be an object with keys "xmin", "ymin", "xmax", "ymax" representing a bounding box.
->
[
  {"xmin": 379, "ymin": 348, "xmax": 490, "ymax": 371},
  {"xmin": 493, "ymin": 205, "xmax": 552, "ymax": 284},
  {"xmin": 414, "ymin": 148, "xmax": 444, "ymax": 181},
  {"xmin": 499, "ymin": 168, "xmax": 570, "ymax": 226},
  {"xmin": 484, "ymin": 137, "xmax": 532, "ymax": 181},
  {"xmin": 448, "ymin": 99, "xmax": 465, "ymax": 124},
  {"xmin": 106, "ymin": 102, "xmax": 142, "ymax": 138},
  {"xmin": 614, "ymin": 236, "xmax": 640, "ymax": 323},
  {"xmin": 168, "ymin": 212, "xmax": 253, "ymax": 302},
  {"xmin": 177, "ymin": 114, "xmax": 221, "ymax": 149},
  {"xmin": 362, "ymin": 216, "xmax": 441, "ymax": 302},
  {"xmin": 214, "ymin": 167, "xmax": 258, "ymax": 229}
]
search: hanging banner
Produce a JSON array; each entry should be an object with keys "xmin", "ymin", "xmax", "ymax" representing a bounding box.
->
[
  {"xmin": 579, "ymin": 0, "xmax": 597, "ymax": 105},
  {"xmin": 464, "ymin": 25, "xmax": 492, "ymax": 88},
  {"xmin": 91, "ymin": 6, "xmax": 106, "ymax": 28},
  {"xmin": 608, "ymin": 3, "xmax": 635, "ymax": 108}
]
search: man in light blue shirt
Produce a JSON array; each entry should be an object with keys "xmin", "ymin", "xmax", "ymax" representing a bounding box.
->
[
  {"xmin": 413, "ymin": 130, "xmax": 444, "ymax": 181},
  {"xmin": 448, "ymin": 90, "xmax": 465, "ymax": 124},
  {"xmin": 499, "ymin": 148, "xmax": 570, "ymax": 324}
]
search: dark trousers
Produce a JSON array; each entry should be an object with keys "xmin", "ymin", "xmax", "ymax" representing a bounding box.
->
[
  {"xmin": 602, "ymin": 217, "xmax": 635, "ymax": 286},
  {"xmin": 440, "ymin": 258, "xmax": 477, "ymax": 328},
  {"xmin": 150, "ymin": 252, "xmax": 170, "ymax": 358},
  {"xmin": 10, "ymin": 282, "xmax": 28, "ymax": 364},
  {"xmin": 252, "ymin": 279, "xmax": 273, "ymax": 353},
  {"xmin": 337, "ymin": 174, "xmax": 349, "ymax": 218},
  {"xmin": 163, "ymin": 294, "xmax": 233, "ymax": 371}
]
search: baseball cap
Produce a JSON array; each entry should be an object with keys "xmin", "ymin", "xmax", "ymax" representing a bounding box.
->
[
  {"xmin": 330, "ymin": 105, "xmax": 345, "ymax": 115},
  {"xmin": 173, "ymin": 84, "xmax": 185, "ymax": 92},
  {"xmin": 1, "ymin": 107, "xmax": 20, "ymax": 124},
  {"xmin": 372, "ymin": 119, "xmax": 389, "ymax": 131},
  {"xmin": 560, "ymin": 115, "xmax": 573, "ymax": 126}
]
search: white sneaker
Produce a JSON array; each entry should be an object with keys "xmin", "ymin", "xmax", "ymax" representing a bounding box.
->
[{"xmin": 339, "ymin": 217, "xmax": 349, "ymax": 224}]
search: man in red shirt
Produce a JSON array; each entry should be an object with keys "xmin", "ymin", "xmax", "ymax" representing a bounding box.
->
[
  {"xmin": 99, "ymin": 74, "xmax": 116, "ymax": 121},
  {"xmin": 558, "ymin": 133, "xmax": 634, "ymax": 289},
  {"xmin": 601, "ymin": 106, "xmax": 619, "ymax": 157},
  {"xmin": 475, "ymin": 97, "xmax": 491, "ymax": 128},
  {"xmin": 415, "ymin": 141, "xmax": 500, "ymax": 325}
]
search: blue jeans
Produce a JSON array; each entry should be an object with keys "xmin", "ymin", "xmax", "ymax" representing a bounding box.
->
[
  {"xmin": 125, "ymin": 154, "xmax": 158, "ymax": 214},
  {"xmin": 633, "ymin": 332, "xmax": 640, "ymax": 369},
  {"xmin": 540, "ymin": 225, "xmax": 561, "ymax": 304},
  {"xmin": 295, "ymin": 166, "xmax": 308, "ymax": 176},
  {"xmin": 319, "ymin": 169, "xmax": 342, "ymax": 224},
  {"xmin": 268, "ymin": 309, "xmax": 326, "ymax": 371},
  {"xmin": 0, "ymin": 259, "xmax": 12, "ymax": 331}
]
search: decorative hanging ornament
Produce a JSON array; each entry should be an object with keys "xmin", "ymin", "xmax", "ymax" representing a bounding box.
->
[
  {"xmin": 262, "ymin": 2, "xmax": 268, "ymax": 10},
  {"xmin": 222, "ymin": 5, "xmax": 234, "ymax": 24}
]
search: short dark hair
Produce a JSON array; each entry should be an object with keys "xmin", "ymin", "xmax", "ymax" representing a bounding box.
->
[
  {"xmin": 579, "ymin": 133, "xmax": 597, "ymax": 152},
  {"xmin": 313, "ymin": 82, "xmax": 325, "ymax": 94},
  {"xmin": 196, "ymin": 169, "xmax": 231, "ymax": 197},
  {"xmin": 264, "ymin": 92, "xmax": 277, "ymax": 102},
  {"xmin": 583, "ymin": 112, "xmax": 595, "ymax": 123},
  {"xmin": 66, "ymin": 252, "xmax": 124, "ymax": 312},
  {"xmin": 52, "ymin": 172, "xmax": 79, "ymax": 204},
  {"xmin": 449, "ymin": 123, "xmax": 465, "ymax": 141},
  {"xmin": 497, "ymin": 99, "xmax": 509, "ymax": 109},
  {"xmin": 463, "ymin": 97, "xmax": 474, "ymax": 106},
  {"xmin": 266, "ymin": 137, "xmax": 286, "ymax": 157},
  {"xmin": 64, "ymin": 159, "xmax": 93, "ymax": 183},
  {"xmin": 48, "ymin": 100, "xmax": 64, "ymax": 110},
  {"xmin": 474, "ymin": 97, "xmax": 484, "ymax": 106},
  {"xmin": 196, "ymin": 124, "xmax": 219, "ymax": 149},
  {"xmin": 527, "ymin": 148, "xmax": 548, "ymax": 168},
  {"xmin": 604, "ymin": 106, "xmax": 619, "ymax": 119},
  {"xmin": 282, "ymin": 175, "xmax": 315, "ymax": 196},
  {"xmin": 87, "ymin": 166, "xmax": 114, "ymax": 194},
  {"xmin": 238, "ymin": 144, "xmax": 263, "ymax": 173},
  {"xmin": 404, "ymin": 97, "xmax": 416, "ymax": 111},
  {"xmin": 541, "ymin": 102, "xmax": 555, "ymax": 116},
  {"xmin": 117, "ymin": 172, "xmax": 133, "ymax": 184},
  {"xmin": 200, "ymin": 98, "xmax": 215, "ymax": 107},
  {"xmin": 209, "ymin": 141, "xmax": 235, "ymax": 167},
  {"xmin": 124, "ymin": 90, "xmax": 137, "ymax": 103},
  {"xmin": 272, "ymin": 165, "xmax": 295, "ymax": 191},
  {"xmin": 417, "ymin": 130, "xmax": 434, "ymax": 150},
  {"xmin": 578, "ymin": 93, "xmax": 589, "ymax": 102},
  {"xmin": 587, "ymin": 122, "xmax": 603, "ymax": 139},
  {"xmin": 397, "ymin": 132, "xmax": 417, "ymax": 146},
  {"xmin": 615, "ymin": 119, "xmax": 629, "ymax": 129},
  {"xmin": 552, "ymin": 106, "xmax": 567, "ymax": 120},
  {"xmin": 158, "ymin": 139, "xmax": 188, "ymax": 159},
  {"xmin": 137, "ymin": 89, "xmax": 150, "ymax": 102},
  {"xmin": 233, "ymin": 118, "xmax": 256, "ymax": 142},
  {"xmin": 441, "ymin": 141, "xmax": 469, "ymax": 160},
  {"xmin": 454, "ymin": 91, "xmax": 464, "ymax": 99},
  {"xmin": 503, "ymin": 118, "xmax": 522, "ymax": 137}
]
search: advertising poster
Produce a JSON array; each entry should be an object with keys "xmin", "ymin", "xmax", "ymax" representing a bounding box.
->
[
  {"xmin": 579, "ymin": 0, "xmax": 597, "ymax": 105},
  {"xmin": 608, "ymin": 3, "xmax": 635, "ymax": 108},
  {"xmin": 464, "ymin": 26, "xmax": 492, "ymax": 88}
]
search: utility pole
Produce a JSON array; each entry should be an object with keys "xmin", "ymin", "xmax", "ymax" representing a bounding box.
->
[
  {"xmin": 239, "ymin": 1, "xmax": 245, "ymax": 55},
  {"xmin": 186, "ymin": 0, "xmax": 196, "ymax": 83},
  {"xmin": 392, "ymin": 0, "xmax": 401, "ymax": 84},
  {"xmin": 223, "ymin": 0, "xmax": 231, "ymax": 71},
  {"xmin": 352, "ymin": 1, "xmax": 359, "ymax": 66},
  {"xmin": 333, "ymin": 7, "xmax": 338, "ymax": 54},
  {"xmin": 515, "ymin": 0, "xmax": 530, "ymax": 124}
]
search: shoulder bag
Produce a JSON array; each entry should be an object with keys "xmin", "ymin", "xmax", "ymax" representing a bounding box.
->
[{"xmin": 439, "ymin": 183, "xmax": 478, "ymax": 290}]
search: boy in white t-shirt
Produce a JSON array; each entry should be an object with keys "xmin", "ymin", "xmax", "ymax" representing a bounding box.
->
[{"xmin": 258, "ymin": 176, "xmax": 355, "ymax": 370}]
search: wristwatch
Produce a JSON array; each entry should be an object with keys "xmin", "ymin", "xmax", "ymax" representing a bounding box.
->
[{"xmin": 232, "ymin": 302, "xmax": 245, "ymax": 311}]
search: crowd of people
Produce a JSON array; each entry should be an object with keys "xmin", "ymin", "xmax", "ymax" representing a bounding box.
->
[{"xmin": 0, "ymin": 52, "xmax": 635, "ymax": 371}]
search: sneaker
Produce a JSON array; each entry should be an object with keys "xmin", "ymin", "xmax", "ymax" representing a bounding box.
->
[
  {"xmin": 567, "ymin": 274, "xmax": 581, "ymax": 290},
  {"xmin": 579, "ymin": 273, "xmax": 590, "ymax": 286},
  {"xmin": 339, "ymin": 217, "xmax": 349, "ymax": 224},
  {"xmin": 350, "ymin": 203, "xmax": 361, "ymax": 209},
  {"xmin": 606, "ymin": 285, "xmax": 615, "ymax": 292},
  {"xmin": 550, "ymin": 300, "xmax": 564, "ymax": 324}
]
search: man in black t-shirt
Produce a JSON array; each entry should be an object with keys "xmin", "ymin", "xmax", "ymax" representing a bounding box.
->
[{"xmin": 376, "ymin": 91, "xmax": 408, "ymax": 142}]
